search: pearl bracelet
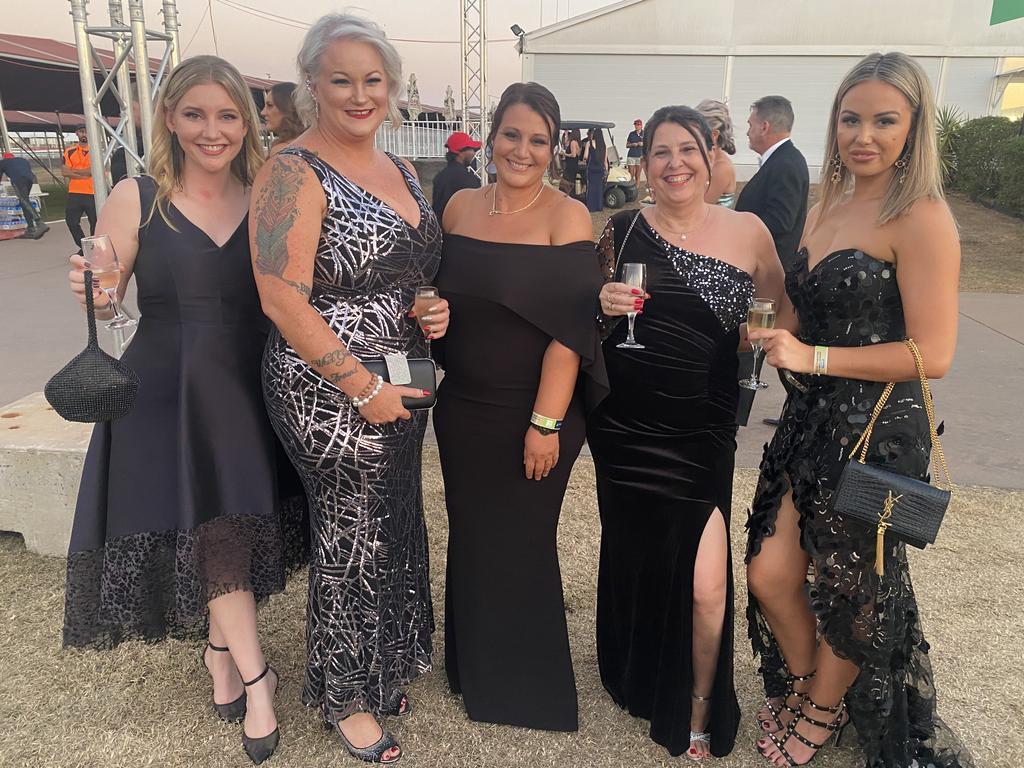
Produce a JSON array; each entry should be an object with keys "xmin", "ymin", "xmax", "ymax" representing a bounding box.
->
[{"xmin": 352, "ymin": 374, "xmax": 384, "ymax": 408}]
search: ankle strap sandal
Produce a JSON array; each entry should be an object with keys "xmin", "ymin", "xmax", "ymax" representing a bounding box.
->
[{"xmin": 201, "ymin": 642, "xmax": 246, "ymax": 724}]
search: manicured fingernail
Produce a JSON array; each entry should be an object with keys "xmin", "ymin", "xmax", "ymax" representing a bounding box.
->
[
  {"xmin": 422, "ymin": 389, "xmax": 430, "ymax": 396},
  {"xmin": 423, "ymin": 326, "xmax": 431, "ymax": 333},
  {"xmin": 422, "ymin": 315, "xmax": 433, "ymax": 323},
  {"xmin": 407, "ymin": 310, "xmax": 415, "ymax": 317},
  {"xmin": 634, "ymin": 300, "xmax": 643, "ymax": 308},
  {"xmin": 631, "ymin": 289, "xmax": 641, "ymax": 295},
  {"xmin": 428, "ymin": 304, "xmax": 441, "ymax": 312}
]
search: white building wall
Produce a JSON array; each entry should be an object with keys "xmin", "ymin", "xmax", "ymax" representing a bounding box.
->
[{"xmin": 943, "ymin": 57, "xmax": 1000, "ymax": 117}]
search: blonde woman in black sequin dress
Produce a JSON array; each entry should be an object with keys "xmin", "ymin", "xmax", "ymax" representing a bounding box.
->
[
  {"xmin": 589, "ymin": 105, "xmax": 784, "ymax": 760},
  {"xmin": 746, "ymin": 53, "xmax": 972, "ymax": 768}
]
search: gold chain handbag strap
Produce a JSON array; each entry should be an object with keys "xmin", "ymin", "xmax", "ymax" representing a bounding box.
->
[{"xmin": 847, "ymin": 338, "xmax": 952, "ymax": 491}]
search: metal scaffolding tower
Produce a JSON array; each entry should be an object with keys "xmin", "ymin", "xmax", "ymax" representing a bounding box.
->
[
  {"xmin": 69, "ymin": 0, "xmax": 180, "ymax": 209},
  {"xmin": 460, "ymin": 0, "xmax": 488, "ymax": 182}
]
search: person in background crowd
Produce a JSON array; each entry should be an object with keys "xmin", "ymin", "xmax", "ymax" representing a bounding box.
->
[
  {"xmin": 734, "ymin": 95, "xmax": 810, "ymax": 428},
  {"xmin": 746, "ymin": 52, "xmax": 972, "ymax": 768},
  {"xmin": 62, "ymin": 125, "xmax": 97, "ymax": 254},
  {"xmin": 697, "ymin": 99, "xmax": 737, "ymax": 208},
  {"xmin": 583, "ymin": 127, "xmax": 608, "ymax": 213},
  {"xmin": 261, "ymin": 82, "xmax": 306, "ymax": 156},
  {"xmin": 625, "ymin": 118, "xmax": 645, "ymax": 196},
  {"xmin": 251, "ymin": 13, "xmax": 448, "ymax": 764},
  {"xmin": 434, "ymin": 80, "xmax": 607, "ymax": 734},
  {"xmin": 590, "ymin": 105, "xmax": 784, "ymax": 761},
  {"xmin": 0, "ymin": 151, "xmax": 49, "ymax": 239},
  {"xmin": 561, "ymin": 128, "xmax": 582, "ymax": 197},
  {"xmin": 431, "ymin": 130, "xmax": 481, "ymax": 221},
  {"xmin": 63, "ymin": 55, "xmax": 305, "ymax": 767}
]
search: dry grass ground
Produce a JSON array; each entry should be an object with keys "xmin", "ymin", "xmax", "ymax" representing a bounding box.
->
[
  {"xmin": 588, "ymin": 190, "xmax": 1024, "ymax": 294},
  {"xmin": 0, "ymin": 450, "xmax": 1017, "ymax": 768}
]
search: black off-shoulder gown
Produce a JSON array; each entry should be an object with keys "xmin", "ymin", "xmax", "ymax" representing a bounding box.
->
[{"xmin": 432, "ymin": 234, "xmax": 608, "ymax": 731}]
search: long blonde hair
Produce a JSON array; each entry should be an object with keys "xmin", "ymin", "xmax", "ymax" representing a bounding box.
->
[
  {"xmin": 147, "ymin": 55, "xmax": 265, "ymax": 225},
  {"xmin": 817, "ymin": 52, "xmax": 943, "ymax": 228}
]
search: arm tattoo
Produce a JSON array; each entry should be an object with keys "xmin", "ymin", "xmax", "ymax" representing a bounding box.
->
[
  {"xmin": 311, "ymin": 348, "xmax": 352, "ymax": 368},
  {"xmin": 254, "ymin": 155, "xmax": 313, "ymax": 300},
  {"xmin": 327, "ymin": 369, "xmax": 358, "ymax": 384}
]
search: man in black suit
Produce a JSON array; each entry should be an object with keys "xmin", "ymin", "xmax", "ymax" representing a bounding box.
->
[{"xmin": 734, "ymin": 95, "xmax": 809, "ymax": 426}]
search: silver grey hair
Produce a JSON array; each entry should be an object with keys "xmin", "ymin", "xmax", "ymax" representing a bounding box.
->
[
  {"xmin": 750, "ymin": 95, "xmax": 795, "ymax": 133},
  {"xmin": 696, "ymin": 99, "xmax": 736, "ymax": 155},
  {"xmin": 295, "ymin": 13, "xmax": 404, "ymax": 127}
]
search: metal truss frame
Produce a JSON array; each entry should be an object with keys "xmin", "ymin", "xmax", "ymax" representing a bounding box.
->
[{"xmin": 460, "ymin": 0, "xmax": 488, "ymax": 181}]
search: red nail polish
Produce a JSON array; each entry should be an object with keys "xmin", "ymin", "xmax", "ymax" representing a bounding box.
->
[
  {"xmin": 422, "ymin": 389, "xmax": 430, "ymax": 396},
  {"xmin": 631, "ymin": 288, "xmax": 641, "ymax": 295}
]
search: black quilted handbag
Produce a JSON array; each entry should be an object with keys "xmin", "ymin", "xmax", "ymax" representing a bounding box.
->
[
  {"xmin": 44, "ymin": 271, "xmax": 139, "ymax": 422},
  {"xmin": 834, "ymin": 338, "xmax": 952, "ymax": 576}
]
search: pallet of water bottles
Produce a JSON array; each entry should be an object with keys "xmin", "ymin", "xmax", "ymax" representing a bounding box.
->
[{"xmin": 0, "ymin": 188, "xmax": 42, "ymax": 232}]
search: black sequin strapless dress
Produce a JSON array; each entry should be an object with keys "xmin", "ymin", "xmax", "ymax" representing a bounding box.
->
[{"xmin": 746, "ymin": 248, "xmax": 973, "ymax": 768}]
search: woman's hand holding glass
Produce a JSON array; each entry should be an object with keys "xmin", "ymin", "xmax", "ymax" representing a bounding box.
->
[
  {"xmin": 747, "ymin": 328, "xmax": 815, "ymax": 374},
  {"xmin": 598, "ymin": 282, "xmax": 649, "ymax": 317},
  {"xmin": 409, "ymin": 290, "xmax": 451, "ymax": 340},
  {"xmin": 68, "ymin": 252, "xmax": 119, "ymax": 315}
]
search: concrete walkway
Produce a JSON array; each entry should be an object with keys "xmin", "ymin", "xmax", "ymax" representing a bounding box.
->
[{"xmin": 2, "ymin": 224, "xmax": 1022, "ymax": 489}]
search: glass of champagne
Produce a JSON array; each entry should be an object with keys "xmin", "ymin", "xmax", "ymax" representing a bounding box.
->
[
  {"xmin": 740, "ymin": 297, "xmax": 776, "ymax": 390},
  {"xmin": 617, "ymin": 262, "xmax": 647, "ymax": 349},
  {"xmin": 81, "ymin": 235, "xmax": 137, "ymax": 330},
  {"xmin": 414, "ymin": 285, "xmax": 439, "ymax": 349}
]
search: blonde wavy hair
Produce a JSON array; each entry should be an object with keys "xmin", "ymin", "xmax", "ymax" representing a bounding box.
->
[
  {"xmin": 817, "ymin": 52, "xmax": 943, "ymax": 228},
  {"xmin": 294, "ymin": 13, "xmax": 404, "ymax": 128},
  {"xmin": 146, "ymin": 55, "xmax": 265, "ymax": 226},
  {"xmin": 696, "ymin": 99, "xmax": 736, "ymax": 155}
]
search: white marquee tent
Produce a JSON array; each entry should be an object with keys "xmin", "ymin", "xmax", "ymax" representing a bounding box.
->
[{"xmin": 519, "ymin": 0, "xmax": 1024, "ymax": 179}]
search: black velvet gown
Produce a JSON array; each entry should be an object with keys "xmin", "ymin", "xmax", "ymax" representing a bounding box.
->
[
  {"xmin": 63, "ymin": 176, "xmax": 305, "ymax": 649},
  {"xmin": 746, "ymin": 247, "xmax": 974, "ymax": 768},
  {"xmin": 432, "ymin": 234, "xmax": 608, "ymax": 731},
  {"xmin": 587, "ymin": 210, "xmax": 750, "ymax": 757}
]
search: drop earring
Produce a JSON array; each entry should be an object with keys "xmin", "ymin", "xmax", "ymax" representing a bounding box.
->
[
  {"xmin": 830, "ymin": 152, "xmax": 844, "ymax": 184},
  {"xmin": 894, "ymin": 152, "xmax": 910, "ymax": 185}
]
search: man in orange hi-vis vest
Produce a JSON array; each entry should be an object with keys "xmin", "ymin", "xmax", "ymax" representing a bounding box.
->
[{"xmin": 62, "ymin": 125, "xmax": 97, "ymax": 253}]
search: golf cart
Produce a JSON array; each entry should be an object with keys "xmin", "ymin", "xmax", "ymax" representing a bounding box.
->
[{"xmin": 560, "ymin": 120, "xmax": 638, "ymax": 209}]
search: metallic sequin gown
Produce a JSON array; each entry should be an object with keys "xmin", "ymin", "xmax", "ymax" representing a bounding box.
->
[
  {"xmin": 262, "ymin": 148, "xmax": 441, "ymax": 723},
  {"xmin": 746, "ymin": 248, "xmax": 973, "ymax": 767},
  {"xmin": 587, "ymin": 211, "xmax": 750, "ymax": 757}
]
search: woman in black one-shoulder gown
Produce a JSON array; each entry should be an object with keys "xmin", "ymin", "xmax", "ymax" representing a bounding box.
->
[{"xmin": 433, "ymin": 83, "xmax": 608, "ymax": 732}]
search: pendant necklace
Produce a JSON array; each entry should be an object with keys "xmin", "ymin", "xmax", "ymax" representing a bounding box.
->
[
  {"xmin": 654, "ymin": 205, "xmax": 710, "ymax": 241},
  {"xmin": 490, "ymin": 182, "xmax": 546, "ymax": 216}
]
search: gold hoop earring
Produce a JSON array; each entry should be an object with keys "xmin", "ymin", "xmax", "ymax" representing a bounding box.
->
[{"xmin": 830, "ymin": 152, "xmax": 844, "ymax": 184}]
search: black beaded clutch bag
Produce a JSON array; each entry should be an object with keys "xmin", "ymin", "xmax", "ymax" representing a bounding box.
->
[
  {"xmin": 833, "ymin": 339, "xmax": 952, "ymax": 575},
  {"xmin": 363, "ymin": 355, "xmax": 437, "ymax": 410},
  {"xmin": 44, "ymin": 271, "xmax": 139, "ymax": 422}
]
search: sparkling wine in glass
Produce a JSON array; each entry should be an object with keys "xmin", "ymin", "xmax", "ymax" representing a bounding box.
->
[
  {"xmin": 617, "ymin": 262, "xmax": 647, "ymax": 349},
  {"xmin": 414, "ymin": 285, "xmax": 439, "ymax": 350},
  {"xmin": 81, "ymin": 235, "xmax": 137, "ymax": 330},
  {"xmin": 740, "ymin": 298, "xmax": 776, "ymax": 390}
]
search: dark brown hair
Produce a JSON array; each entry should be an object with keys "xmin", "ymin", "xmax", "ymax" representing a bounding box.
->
[
  {"xmin": 486, "ymin": 82, "xmax": 561, "ymax": 158},
  {"xmin": 643, "ymin": 105, "xmax": 713, "ymax": 178},
  {"xmin": 267, "ymin": 81, "xmax": 306, "ymax": 143}
]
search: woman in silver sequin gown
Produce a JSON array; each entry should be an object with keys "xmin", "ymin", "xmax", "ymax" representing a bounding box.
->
[
  {"xmin": 250, "ymin": 15, "xmax": 447, "ymax": 764},
  {"xmin": 589, "ymin": 106, "xmax": 784, "ymax": 759}
]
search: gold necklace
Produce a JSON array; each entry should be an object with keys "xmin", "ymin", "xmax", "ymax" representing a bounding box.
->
[
  {"xmin": 654, "ymin": 205, "xmax": 710, "ymax": 241},
  {"xmin": 489, "ymin": 182, "xmax": 546, "ymax": 216}
]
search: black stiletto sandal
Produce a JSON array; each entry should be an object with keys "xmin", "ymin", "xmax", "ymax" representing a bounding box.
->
[
  {"xmin": 758, "ymin": 695, "xmax": 848, "ymax": 767},
  {"xmin": 758, "ymin": 670, "xmax": 815, "ymax": 734},
  {"xmin": 202, "ymin": 642, "xmax": 246, "ymax": 723},
  {"xmin": 327, "ymin": 716, "xmax": 402, "ymax": 764},
  {"xmin": 385, "ymin": 689, "xmax": 413, "ymax": 718},
  {"xmin": 241, "ymin": 665, "xmax": 280, "ymax": 765}
]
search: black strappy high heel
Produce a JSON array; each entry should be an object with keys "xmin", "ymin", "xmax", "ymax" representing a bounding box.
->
[
  {"xmin": 241, "ymin": 665, "xmax": 280, "ymax": 765},
  {"xmin": 201, "ymin": 642, "xmax": 246, "ymax": 723},
  {"xmin": 758, "ymin": 695, "xmax": 848, "ymax": 767},
  {"xmin": 758, "ymin": 670, "xmax": 815, "ymax": 734}
]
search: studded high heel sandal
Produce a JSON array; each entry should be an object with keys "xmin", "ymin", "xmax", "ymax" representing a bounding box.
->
[
  {"xmin": 241, "ymin": 665, "xmax": 280, "ymax": 765},
  {"xmin": 757, "ymin": 670, "xmax": 815, "ymax": 734},
  {"xmin": 758, "ymin": 695, "xmax": 848, "ymax": 767},
  {"xmin": 687, "ymin": 692, "xmax": 712, "ymax": 762},
  {"xmin": 201, "ymin": 642, "xmax": 246, "ymax": 723},
  {"xmin": 328, "ymin": 715, "xmax": 402, "ymax": 764}
]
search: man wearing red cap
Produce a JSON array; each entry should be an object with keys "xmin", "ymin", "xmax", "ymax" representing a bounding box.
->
[
  {"xmin": 0, "ymin": 152, "xmax": 49, "ymax": 239},
  {"xmin": 432, "ymin": 131, "xmax": 481, "ymax": 222}
]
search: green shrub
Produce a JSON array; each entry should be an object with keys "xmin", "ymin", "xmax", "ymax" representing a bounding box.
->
[
  {"xmin": 994, "ymin": 137, "xmax": 1024, "ymax": 216},
  {"xmin": 954, "ymin": 116, "xmax": 1018, "ymax": 199},
  {"xmin": 935, "ymin": 105, "xmax": 964, "ymax": 187}
]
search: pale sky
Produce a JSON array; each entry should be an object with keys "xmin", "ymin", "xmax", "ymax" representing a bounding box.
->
[{"xmin": 13, "ymin": 0, "xmax": 614, "ymax": 107}]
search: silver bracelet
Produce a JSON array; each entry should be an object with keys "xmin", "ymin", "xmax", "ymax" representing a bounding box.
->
[{"xmin": 352, "ymin": 375, "xmax": 384, "ymax": 408}]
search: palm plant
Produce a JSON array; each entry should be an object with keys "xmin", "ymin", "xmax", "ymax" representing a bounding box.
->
[{"xmin": 936, "ymin": 105, "xmax": 965, "ymax": 187}]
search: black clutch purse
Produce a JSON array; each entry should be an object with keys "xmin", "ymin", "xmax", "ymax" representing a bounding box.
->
[
  {"xmin": 834, "ymin": 338, "xmax": 952, "ymax": 576},
  {"xmin": 363, "ymin": 354, "xmax": 438, "ymax": 410},
  {"xmin": 44, "ymin": 271, "xmax": 140, "ymax": 422}
]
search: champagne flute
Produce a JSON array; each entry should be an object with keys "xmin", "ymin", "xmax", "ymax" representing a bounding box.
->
[
  {"xmin": 617, "ymin": 262, "xmax": 647, "ymax": 349},
  {"xmin": 414, "ymin": 285, "xmax": 439, "ymax": 351},
  {"xmin": 740, "ymin": 298, "xmax": 776, "ymax": 390},
  {"xmin": 81, "ymin": 235, "xmax": 137, "ymax": 330}
]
